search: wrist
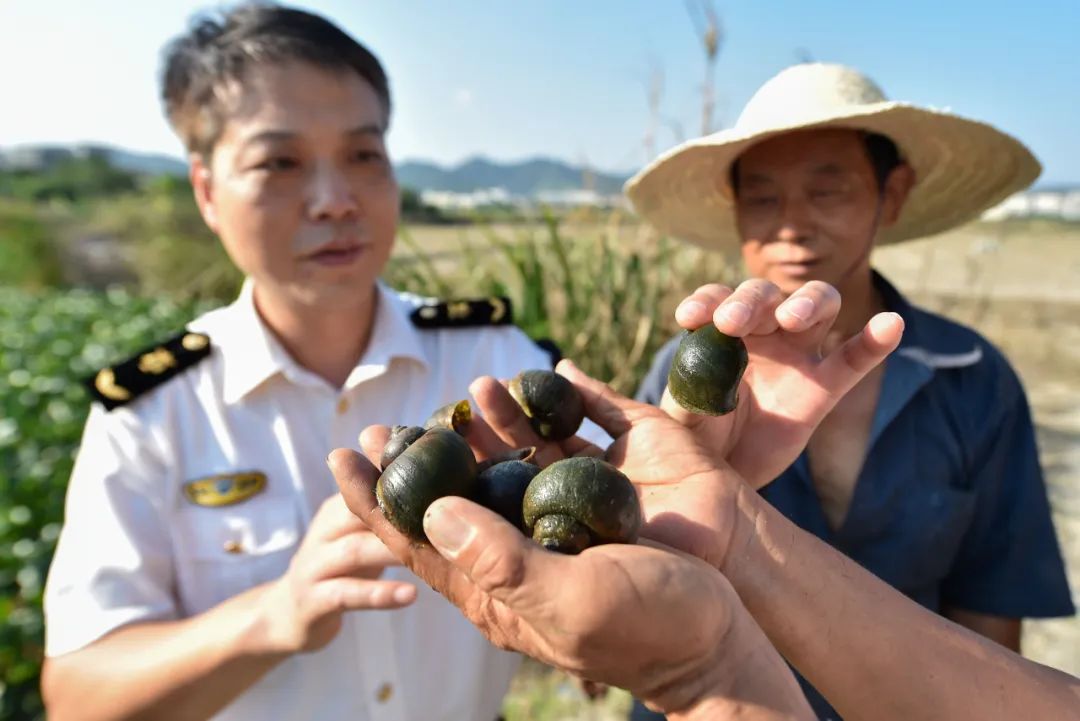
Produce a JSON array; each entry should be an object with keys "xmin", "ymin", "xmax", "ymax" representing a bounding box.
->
[
  {"xmin": 715, "ymin": 480, "xmax": 771, "ymax": 581},
  {"xmin": 664, "ymin": 605, "xmax": 813, "ymax": 721},
  {"xmin": 237, "ymin": 580, "xmax": 298, "ymax": 660}
]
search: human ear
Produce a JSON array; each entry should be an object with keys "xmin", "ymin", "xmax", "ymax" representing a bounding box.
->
[
  {"xmin": 189, "ymin": 155, "xmax": 219, "ymax": 233},
  {"xmin": 880, "ymin": 162, "xmax": 916, "ymax": 227}
]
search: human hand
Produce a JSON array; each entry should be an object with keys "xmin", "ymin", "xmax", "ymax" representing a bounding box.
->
[
  {"xmin": 330, "ymin": 450, "xmax": 809, "ymax": 718},
  {"xmin": 256, "ymin": 494, "xmax": 416, "ymax": 654},
  {"xmin": 662, "ymin": 279, "xmax": 903, "ymax": 488}
]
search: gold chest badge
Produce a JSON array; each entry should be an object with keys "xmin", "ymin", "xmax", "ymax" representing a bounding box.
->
[{"xmin": 183, "ymin": 472, "xmax": 267, "ymax": 507}]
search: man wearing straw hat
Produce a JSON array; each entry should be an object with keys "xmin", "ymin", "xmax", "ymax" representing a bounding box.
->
[{"xmin": 629, "ymin": 62, "xmax": 1073, "ymax": 720}]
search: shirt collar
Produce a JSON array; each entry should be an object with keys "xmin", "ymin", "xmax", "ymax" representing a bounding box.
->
[
  {"xmin": 196, "ymin": 279, "xmax": 429, "ymax": 405},
  {"xmin": 874, "ymin": 270, "xmax": 983, "ymax": 370},
  {"xmin": 866, "ymin": 270, "xmax": 982, "ymax": 447}
]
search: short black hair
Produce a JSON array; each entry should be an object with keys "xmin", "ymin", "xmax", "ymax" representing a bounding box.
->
[
  {"xmin": 160, "ymin": 3, "xmax": 391, "ymax": 158},
  {"xmin": 730, "ymin": 130, "xmax": 904, "ymax": 196}
]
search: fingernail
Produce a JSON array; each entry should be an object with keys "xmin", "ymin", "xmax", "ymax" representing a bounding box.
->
[
  {"xmin": 783, "ymin": 297, "xmax": 815, "ymax": 321},
  {"xmin": 424, "ymin": 505, "xmax": 475, "ymax": 556},
  {"xmin": 393, "ymin": 586, "xmax": 416, "ymax": 604},
  {"xmin": 719, "ymin": 301, "xmax": 751, "ymax": 327},
  {"xmin": 677, "ymin": 299, "xmax": 706, "ymax": 318}
]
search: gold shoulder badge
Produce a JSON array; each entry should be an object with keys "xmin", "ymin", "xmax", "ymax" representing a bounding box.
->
[
  {"xmin": 85, "ymin": 330, "xmax": 212, "ymax": 410},
  {"xmin": 410, "ymin": 296, "xmax": 513, "ymax": 329},
  {"xmin": 183, "ymin": 472, "xmax": 267, "ymax": 507}
]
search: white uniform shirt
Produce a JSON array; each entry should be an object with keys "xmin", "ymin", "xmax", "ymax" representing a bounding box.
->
[{"xmin": 44, "ymin": 280, "xmax": 559, "ymax": 721}]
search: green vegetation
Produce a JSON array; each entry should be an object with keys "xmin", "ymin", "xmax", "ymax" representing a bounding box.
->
[{"xmin": 0, "ymin": 287, "xmax": 217, "ymax": 720}]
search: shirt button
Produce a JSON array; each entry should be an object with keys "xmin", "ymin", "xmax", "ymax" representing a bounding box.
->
[
  {"xmin": 223, "ymin": 540, "xmax": 244, "ymax": 554},
  {"xmin": 375, "ymin": 683, "xmax": 393, "ymax": 703},
  {"xmin": 336, "ymin": 398, "xmax": 349, "ymax": 414}
]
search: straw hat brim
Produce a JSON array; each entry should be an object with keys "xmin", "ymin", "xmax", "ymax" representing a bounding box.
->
[{"xmin": 623, "ymin": 102, "xmax": 1041, "ymax": 252}]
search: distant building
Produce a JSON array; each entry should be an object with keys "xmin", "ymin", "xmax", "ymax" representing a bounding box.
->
[
  {"xmin": 982, "ymin": 187, "xmax": 1080, "ymax": 222},
  {"xmin": 534, "ymin": 188, "xmax": 627, "ymax": 209},
  {"xmin": 420, "ymin": 186, "xmax": 627, "ymax": 210},
  {"xmin": 420, "ymin": 187, "xmax": 518, "ymax": 210}
]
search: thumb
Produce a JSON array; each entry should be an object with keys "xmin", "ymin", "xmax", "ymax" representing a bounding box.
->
[{"xmin": 423, "ymin": 496, "xmax": 564, "ymax": 614}]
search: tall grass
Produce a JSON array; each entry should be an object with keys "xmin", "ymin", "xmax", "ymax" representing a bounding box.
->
[{"xmin": 385, "ymin": 212, "xmax": 740, "ymax": 395}]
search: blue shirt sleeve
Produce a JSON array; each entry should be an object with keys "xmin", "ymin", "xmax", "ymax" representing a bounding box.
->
[
  {"xmin": 635, "ymin": 336, "xmax": 681, "ymax": 405},
  {"xmin": 940, "ymin": 364, "xmax": 1075, "ymax": 618}
]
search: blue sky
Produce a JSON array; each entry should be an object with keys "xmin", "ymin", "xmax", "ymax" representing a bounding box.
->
[{"xmin": 2, "ymin": 1, "xmax": 1078, "ymax": 183}]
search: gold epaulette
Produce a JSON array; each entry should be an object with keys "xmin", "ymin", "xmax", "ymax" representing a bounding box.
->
[
  {"xmin": 86, "ymin": 331, "xmax": 212, "ymax": 410},
  {"xmin": 409, "ymin": 296, "xmax": 513, "ymax": 329}
]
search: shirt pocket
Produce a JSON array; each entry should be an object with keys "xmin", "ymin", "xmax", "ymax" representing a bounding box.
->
[{"xmin": 172, "ymin": 497, "xmax": 302, "ymax": 616}]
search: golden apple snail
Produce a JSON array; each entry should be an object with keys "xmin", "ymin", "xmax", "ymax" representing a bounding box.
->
[
  {"xmin": 667, "ymin": 326, "xmax": 748, "ymax": 416},
  {"xmin": 508, "ymin": 370, "xmax": 585, "ymax": 441},
  {"xmin": 376, "ymin": 427, "xmax": 478, "ymax": 542},
  {"xmin": 522, "ymin": 456, "xmax": 642, "ymax": 554},
  {"xmin": 380, "ymin": 425, "xmax": 427, "ymax": 471}
]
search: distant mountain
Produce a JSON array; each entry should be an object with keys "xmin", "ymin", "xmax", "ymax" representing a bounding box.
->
[
  {"xmin": 396, "ymin": 156, "xmax": 629, "ymax": 196},
  {"xmin": 0, "ymin": 144, "xmax": 631, "ymax": 197},
  {"xmin": 0, "ymin": 143, "xmax": 189, "ymax": 177}
]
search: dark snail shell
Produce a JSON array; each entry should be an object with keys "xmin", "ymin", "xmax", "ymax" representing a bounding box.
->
[
  {"xmin": 508, "ymin": 370, "xmax": 585, "ymax": 441},
  {"xmin": 424, "ymin": 399, "xmax": 472, "ymax": 434},
  {"xmin": 522, "ymin": 457, "xmax": 641, "ymax": 554},
  {"xmin": 380, "ymin": 425, "xmax": 427, "ymax": 471},
  {"xmin": 667, "ymin": 326, "xmax": 748, "ymax": 416},
  {"xmin": 376, "ymin": 427, "xmax": 478, "ymax": 542},
  {"xmin": 476, "ymin": 446, "xmax": 536, "ymax": 473},
  {"xmin": 473, "ymin": 458, "xmax": 541, "ymax": 531}
]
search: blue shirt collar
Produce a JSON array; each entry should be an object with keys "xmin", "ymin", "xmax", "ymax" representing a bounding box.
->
[{"xmin": 869, "ymin": 270, "xmax": 982, "ymax": 446}]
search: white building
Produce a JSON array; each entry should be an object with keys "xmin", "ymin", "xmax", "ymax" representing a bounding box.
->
[{"xmin": 982, "ymin": 187, "xmax": 1080, "ymax": 222}]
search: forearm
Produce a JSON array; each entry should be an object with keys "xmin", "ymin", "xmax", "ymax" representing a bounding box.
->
[
  {"xmin": 43, "ymin": 582, "xmax": 288, "ymax": 721},
  {"xmin": 671, "ymin": 615, "xmax": 815, "ymax": 721},
  {"xmin": 723, "ymin": 487, "xmax": 1080, "ymax": 721}
]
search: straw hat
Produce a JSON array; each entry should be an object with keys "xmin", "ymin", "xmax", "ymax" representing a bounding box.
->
[{"xmin": 624, "ymin": 63, "xmax": 1041, "ymax": 251}]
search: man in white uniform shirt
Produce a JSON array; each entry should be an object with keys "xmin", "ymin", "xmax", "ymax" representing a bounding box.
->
[{"xmin": 40, "ymin": 4, "xmax": 554, "ymax": 719}]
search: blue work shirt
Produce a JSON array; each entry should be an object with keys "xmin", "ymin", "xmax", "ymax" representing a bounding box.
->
[{"xmin": 632, "ymin": 271, "xmax": 1074, "ymax": 721}]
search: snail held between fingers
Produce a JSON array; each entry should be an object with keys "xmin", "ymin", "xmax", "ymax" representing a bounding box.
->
[{"xmin": 667, "ymin": 325, "xmax": 748, "ymax": 416}]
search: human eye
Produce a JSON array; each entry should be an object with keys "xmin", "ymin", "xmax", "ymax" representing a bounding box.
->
[
  {"xmin": 254, "ymin": 156, "xmax": 300, "ymax": 172},
  {"xmin": 350, "ymin": 148, "xmax": 386, "ymax": 164},
  {"xmin": 743, "ymin": 194, "xmax": 778, "ymax": 208}
]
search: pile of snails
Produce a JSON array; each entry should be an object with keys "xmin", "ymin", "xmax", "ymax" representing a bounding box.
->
[
  {"xmin": 375, "ymin": 330, "xmax": 746, "ymax": 555},
  {"xmin": 376, "ymin": 370, "xmax": 640, "ymax": 554}
]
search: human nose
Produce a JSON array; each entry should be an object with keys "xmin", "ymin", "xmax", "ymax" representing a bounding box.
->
[
  {"xmin": 307, "ymin": 160, "xmax": 359, "ymax": 222},
  {"xmin": 774, "ymin": 197, "xmax": 814, "ymax": 244}
]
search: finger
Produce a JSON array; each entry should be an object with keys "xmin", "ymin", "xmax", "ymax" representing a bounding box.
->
[
  {"xmin": 712, "ymin": 279, "xmax": 784, "ymax": 337},
  {"xmin": 310, "ymin": 577, "xmax": 417, "ymax": 616},
  {"xmin": 819, "ymin": 312, "xmax": 904, "ymax": 393},
  {"xmin": 774, "ymin": 281, "xmax": 842, "ymax": 352},
  {"xmin": 422, "ymin": 495, "xmax": 564, "ymax": 614},
  {"xmin": 658, "ymin": 384, "xmax": 706, "ymax": 431},
  {"xmin": 359, "ymin": 424, "xmax": 392, "ymax": 466},
  {"xmin": 469, "ymin": 375, "xmax": 562, "ymax": 467},
  {"xmin": 328, "ymin": 448, "xmax": 462, "ymax": 594},
  {"xmin": 558, "ymin": 433, "xmax": 605, "ymax": 459},
  {"xmin": 310, "ymin": 532, "xmax": 403, "ymax": 582},
  {"xmin": 307, "ymin": 493, "xmax": 371, "ymax": 544},
  {"xmin": 674, "ymin": 284, "xmax": 734, "ymax": 329},
  {"xmin": 460, "ymin": 414, "xmax": 518, "ymax": 462},
  {"xmin": 556, "ymin": 359, "xmax": 648, "ymax": 439}
]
